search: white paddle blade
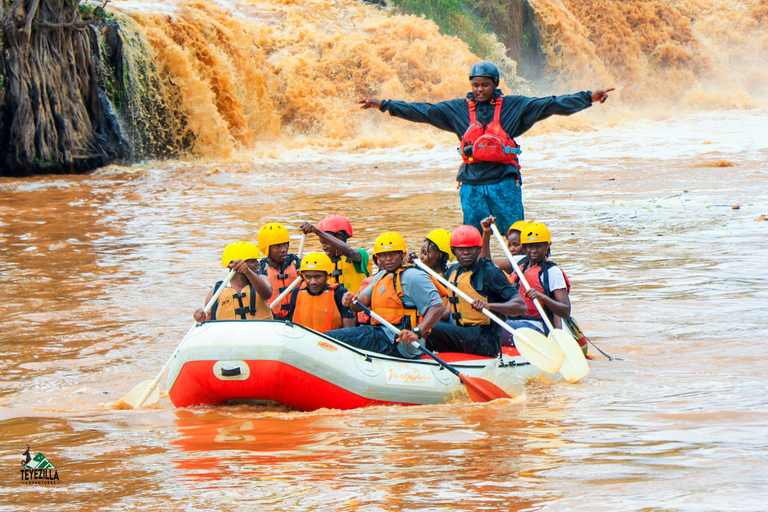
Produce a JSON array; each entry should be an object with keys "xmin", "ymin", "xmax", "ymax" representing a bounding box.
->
[
  {"xmin": 512, "ymin": 327, "xmax": 565, "ymax": 374},
  {"xmin": 549, "ymin": 329, "xmax": 589, "ymax": 383},
  {"xmin": 121, "ymin": 380, "xmax": 161, "ymax": 409}
]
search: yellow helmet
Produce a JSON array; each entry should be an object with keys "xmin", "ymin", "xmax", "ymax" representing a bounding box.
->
[
  {"xmin": 300, "ymin": 252, "xmax": 334, "ymax": 274},
  {"xmin": 520, "ymin": 222, "xmax": 551, "ymax": 244},
  {"xmin": 372, "ymin": 232, "xmax": 406, "ymax": 255},
  {"xmin": 257, "ymin": 222, "xmax": 290, "ymax": 255},
  {"xmin": 507, "ymin": 220, "xmax": 530, "ymax": 235},
  {"xmin": 425, "ymin": 229, "xmax": 452, "ymax": 257},
  {"xmin": 222, "ymin": 241, "xmax": 261, "ymax": 268}
]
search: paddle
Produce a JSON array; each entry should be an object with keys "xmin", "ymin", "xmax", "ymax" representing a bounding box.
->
[
  {"xmin": 413, "ymin": 259, "xmax": 564, "ymax": 374},
  {"xmin": 297, "ymin": 233, "xmax": 307, "ymax": 259},
  {"xmin": 122, "ymin": 268, "xmax": 237, "ymax": 409},
  {"xmin": 268, "ymin": 276, "xmax": 303, "ymax": 310},
  {"xmin": 490, "ymin": 223, "xmax": 589, "ymax": 383},
  {"xmin": 352, "ymin": 300, "xmax": 511, "ymax": 402}
]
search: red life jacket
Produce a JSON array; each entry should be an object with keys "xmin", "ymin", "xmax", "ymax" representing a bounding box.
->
[
  {"xmin": 460, "ymin": 97, "xmax": 521, "ymax": 167},
  {"xmin": 292, "ymin": 283, "xmax": 342, "ymax": 333},
  {"xmin": 509, "ymin": 258, "xmax": 570, "ymax": 321},
  {"xmin": 510, "ymin": 259, "xmax": 587, "ymax": 352}
]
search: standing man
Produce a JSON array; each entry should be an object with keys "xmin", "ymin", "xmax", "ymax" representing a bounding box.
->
[{"xmin": 359, "ymin": 62, "xmax": 613, "ymax": 231}]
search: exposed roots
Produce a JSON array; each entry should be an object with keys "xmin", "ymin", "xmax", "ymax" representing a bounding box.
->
[{"xmin": 0, "ymin": 0, "xmax": 127, "ymax": 176}]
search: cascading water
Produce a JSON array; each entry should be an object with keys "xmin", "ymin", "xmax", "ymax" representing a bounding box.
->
[{"xmin": 106, "ymin": 0, "xmax": 768, "ymax": 161}]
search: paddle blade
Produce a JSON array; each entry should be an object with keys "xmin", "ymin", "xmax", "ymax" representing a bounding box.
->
[
  {"xmin": 512, "ymin": 327, "xmax": 565, "ymax": 374},
  {"xmin": 119, "ymin": 380, "xmax": 160, "ymax": 409},
  {"xmin": 549, "ymin": 329, "xmax": 590, "ymax": 383},
  {"xmin": 458, "ymin": 373, "xmax": 512, "ymax": 402}
]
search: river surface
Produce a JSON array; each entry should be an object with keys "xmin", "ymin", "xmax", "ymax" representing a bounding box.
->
[{"xmin": 1, "ymin": 109, "xmax": 767, "ymax": 510}]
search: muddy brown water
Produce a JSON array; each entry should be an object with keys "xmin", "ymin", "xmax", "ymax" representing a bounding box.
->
[{"xmin": 1, "ymin": 110, "xmax": 767, "ymax": 510}]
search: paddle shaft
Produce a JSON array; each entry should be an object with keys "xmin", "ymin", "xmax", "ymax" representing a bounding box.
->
[
  {"xmin": 353, "ymin": 301, "xmax": 461, "ymax": 379},
  {"xmin": 491, "ymin": 223, "xmax": 558, "ymax": 333},
  {"xmin": 413, "ymin": 259, "xmax": 553, "ymax": 360},
  {"xmin": 268, "ymin": 276, "xmax": 303, "ymax": 310},
  {"xmin": 297, "ymin": 233, "xmax": 307, "ymax": 259},
  {"xmin": 134, "ymin": 268, "xmax": 237, "ymax": 408}
]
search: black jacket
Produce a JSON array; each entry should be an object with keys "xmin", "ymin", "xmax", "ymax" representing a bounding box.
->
[{"xmin": 381, "ymin": 89, "xmax": 593, "ymax": 185}]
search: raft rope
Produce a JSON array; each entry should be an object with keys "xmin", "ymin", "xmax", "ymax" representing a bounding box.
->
[{"xmin": 586, "ymin": 337, "xmax": 622, "ymax": 361}]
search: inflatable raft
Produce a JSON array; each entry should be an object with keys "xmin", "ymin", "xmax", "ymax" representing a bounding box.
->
[{"xmin": 167, "ymin": 320, "xmax": 543, "ymax": 410}]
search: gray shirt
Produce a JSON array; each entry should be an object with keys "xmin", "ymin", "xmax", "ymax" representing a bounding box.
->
[{"xmin": 361, "ymin": 267, "xmax": 442, "ymax": 358}]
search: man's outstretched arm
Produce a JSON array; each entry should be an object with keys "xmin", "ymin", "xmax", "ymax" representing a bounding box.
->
[
  {"xmin": 358, "ymin": 97, "xmax": 462, "ymax": 133},
  {"xmin": 515, "ymin": 88, "xmax": 615, "ymax": 136}
]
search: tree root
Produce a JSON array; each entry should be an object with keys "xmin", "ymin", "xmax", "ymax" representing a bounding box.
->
[{"xmin": 1, "ymin": 0, "xmax": 125, "ymax": 176}]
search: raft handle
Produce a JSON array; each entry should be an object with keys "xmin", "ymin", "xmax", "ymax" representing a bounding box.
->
[{"xmin": 221, "ymin": 367, "xmax": 242, "ymax": 377}]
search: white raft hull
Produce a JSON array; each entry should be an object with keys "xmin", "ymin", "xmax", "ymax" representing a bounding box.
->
[{"xmin": 167, "ymin": 320, "xmax": 542, "ymax": 410}]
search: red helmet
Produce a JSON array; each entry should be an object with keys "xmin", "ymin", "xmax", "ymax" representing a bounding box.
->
[
  {"xmin": 450, "ymin": 225, "xmax": 482, "ymax": 248},
  {"xmin": 317, "ymin": 215, "xmax": 353, "ymax": 237}
]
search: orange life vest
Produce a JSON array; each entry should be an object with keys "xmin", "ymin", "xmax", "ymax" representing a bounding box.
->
[
  {"xmin": 427, "ymin": 274, "xmax": 451, "ymax": 311},
  {"xmin": 292, "ymin": 283, "xmax": 342, "ymax": 333},
  {"xmin": 356, "ymin": 274, "xmax": 375, "ymax": 325},
  {"xmin": 370, "ymin": 265, "xmax": 420, "ymax": 329},
  {"xmin": 446, "ymin": 265, "xmax": 491, "ymax": 327},
  {"xmin": 265, "ymin": 261, "xmax": 299, "ymax": 318},
  {"xmin": 460, "ymin": 97, "xmax": 521, "ymax": 167},
  {"xmin": 211, "ymin": 282, "xmax": 273, "ymax": 321}
]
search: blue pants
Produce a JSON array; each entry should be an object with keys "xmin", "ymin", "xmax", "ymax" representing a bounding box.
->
[
  {"xmin": 459, "ymin": 175, "xmax": 524, "ymax": 233},
  {"xmin": 326, "ymin": 325, "xmax": 417, "ymax": 359}
]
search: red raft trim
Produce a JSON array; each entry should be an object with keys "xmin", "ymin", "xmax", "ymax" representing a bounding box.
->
[
  {"xmin": 420, "ymin": 346, "xmax": 521, "ymax": 362},
  {"xmin": 169, "ymin": 348, "xmax": 521, "ymax": 410},
  {"xmin": 169, "ymin": 360, "xmax": 409, "ymax": 410}
]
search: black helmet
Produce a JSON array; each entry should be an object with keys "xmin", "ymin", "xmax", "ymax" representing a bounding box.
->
[{"xmin": 469, "ymin": 61, "xmax": 500, "ymax": 83}]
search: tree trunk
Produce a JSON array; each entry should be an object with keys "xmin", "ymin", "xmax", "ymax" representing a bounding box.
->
[{"xmin": 0, "ymin": 0, "xmax": 127, "ymax": 176}]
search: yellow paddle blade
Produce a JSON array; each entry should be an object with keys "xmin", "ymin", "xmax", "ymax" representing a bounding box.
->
[
  {"xmin": 549, "ymin": 329, "xmax": 590, "ymax": 383},
  {"xmin": 119, "ymin": 380, "xmax": 160, "ymax": 409},
  {"xmin": 512, "ymin": 327, "xmax": 565, "ymax": 374}
]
